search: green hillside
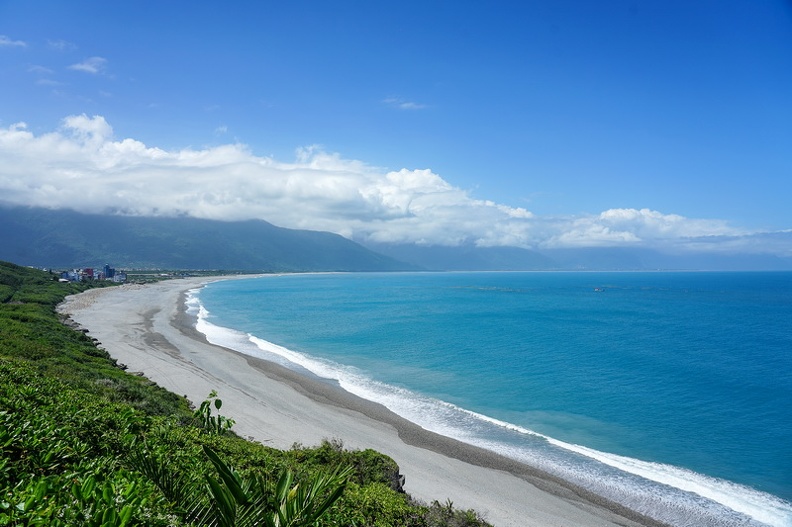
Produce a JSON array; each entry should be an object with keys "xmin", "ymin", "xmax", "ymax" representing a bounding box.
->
[
  {"xmin": 0, "ymin": 261, "xmax": 488, "ymax": 526},
  {"xmin": 0, "ymin": 206, "xmax": 415, "ymax": 272}
]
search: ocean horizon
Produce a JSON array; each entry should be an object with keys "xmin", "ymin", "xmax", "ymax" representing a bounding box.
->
[{"xmin": 189, "ymin": 271, "xmax": 792, "ymax": 527}]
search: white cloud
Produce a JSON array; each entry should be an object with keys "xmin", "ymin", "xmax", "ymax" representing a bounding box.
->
[
  {"xmin": 383, "ymin": 97, "xmax": 428, "ymax": 110},
  {"xmin": 28, "ymin": 65, "xmax": 62, "ymax": 88},
  {"xmin": 0, "ymin": 115, "xmax": 783, "ymax": 255},
  {"xmin": 545, "ymin": 208, "xmax": 741, "ymax": 248},
  {"xmin": 48, "ymin": 39, "xmax": 77, "ymax": 52},
  {"xmin": 68, "ymin": 57, "xmax": 107, "ymax": 74},
  {"xmin": 0, "ymin": 35, "xmax": 26, "ymax": 47},
  {"xmin": 28, "ymin": 65, "xmax": 55, "ymax": 75}
]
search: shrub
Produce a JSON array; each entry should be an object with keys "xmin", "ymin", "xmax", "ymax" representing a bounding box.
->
[{"xmin": 0, "ymin": 261, "xmax": 494, "ymax": 527}]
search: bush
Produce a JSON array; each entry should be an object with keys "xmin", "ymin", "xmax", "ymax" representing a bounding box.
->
[{"xmin": 0, "ymin": 261, "xmax": 493, "ymax": 527}]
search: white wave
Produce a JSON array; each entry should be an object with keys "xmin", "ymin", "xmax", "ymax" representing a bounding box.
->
[
  {"xmin": 243, "ymin": 332, "xmax": 792, "ymax": 526},
  {"xmin": 441, "ymin": 406, "xmax": 792, "ymax": 526},
  {"xmin": 187, "ymin": 288, "xmax": 792, "ymax": 527},
  {"xmin": 185, "ymin": 288, "xmax": 202, "ymax": 310},
  {"xmin": 550, "ymin": 442, "xmax": 792, "ymax": 527},
  {"xmin": 189, "ymin": 296, "xmax": 298, "ymax": 370}
]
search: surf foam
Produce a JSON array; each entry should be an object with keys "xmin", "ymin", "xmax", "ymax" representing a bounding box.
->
[{"xmin": 187, "ymin": 288, "xmax": 792, "ymax": 527}]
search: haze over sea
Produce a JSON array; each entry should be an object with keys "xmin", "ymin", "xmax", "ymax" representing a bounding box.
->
[{"xmin": 190, "ymin": 272, "xmax": 792, "ymax": 527}]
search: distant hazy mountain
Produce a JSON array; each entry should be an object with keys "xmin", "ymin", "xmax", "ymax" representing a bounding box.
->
[
  {"xmin": 3, "ymin": 205, "xmax": 789, "ymax": 272},
  {"xmin": 363, "ymin": 243, "xmax": 557, "ymax": 271},
  {"xmin": 0, "ymin": 206, "xmax": 415, "ymax": 271},
  {"xmin": 539, "ymin": 246, "xmax": 792, "ymax": 271},
  {"xmin": 365, "ymin": 242, "xmax": 792, "ymax": 271}
]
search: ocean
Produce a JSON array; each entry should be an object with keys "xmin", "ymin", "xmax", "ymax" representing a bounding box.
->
[{"xmin": 188, "ymin": 271, "xmax": 792, "ymax": 527}]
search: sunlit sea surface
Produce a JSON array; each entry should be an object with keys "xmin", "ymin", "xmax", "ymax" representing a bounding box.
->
[{"xmin": 189, "ymin": 272, "xmax": 792, "ymax": 527}]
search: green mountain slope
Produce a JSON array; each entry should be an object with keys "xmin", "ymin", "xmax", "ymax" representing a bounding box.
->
[{"xmin": 0, "ymin": 206, "xmax": 415, "ymax": 271}]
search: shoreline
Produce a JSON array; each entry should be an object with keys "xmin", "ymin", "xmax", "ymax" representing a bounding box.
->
[{"xmin": 59, "ymin": 277, "xmax": 662, "ymax": 527}]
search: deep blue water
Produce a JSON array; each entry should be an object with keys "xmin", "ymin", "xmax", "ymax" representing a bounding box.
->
[{"xmin": 191, "ymin": 272, "xmax": 792, "ymax": 527}]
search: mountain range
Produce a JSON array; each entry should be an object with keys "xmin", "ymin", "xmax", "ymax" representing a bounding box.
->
[
  {"xmin": 366, "ymin": 242, "xmax": 792, "ymax": 272},
  {"xmin": 0, "ymin": 206, "xmax": 412, "ymax": 272},
  {"xmin": 2, "ymin": 206, "xmax": 790, "ymax": 271}
]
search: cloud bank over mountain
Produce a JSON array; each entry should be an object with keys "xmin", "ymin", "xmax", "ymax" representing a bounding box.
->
[{"xmin": 1, "ymin": 115, "xmax": 788, "ymax": 257}]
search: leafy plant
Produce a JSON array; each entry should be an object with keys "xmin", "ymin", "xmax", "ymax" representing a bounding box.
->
[
  {"xmin": 0, "ymin": 261, "xmax": 493, "ymax": 527},
  {"xmin": 194, "ymin": 390, "xmax": 236, "ymax": 435},
  {"xmin": 178, "ymin": 446, "xmax": 351, "ymax": 527}
]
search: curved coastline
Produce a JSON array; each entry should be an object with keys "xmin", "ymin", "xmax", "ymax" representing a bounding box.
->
[
  {"xmin": 179, "ymin": 288, "xmax": 667, "ymax": 527},
  {"xmin": 59, "ymin": 277, "xmax": 664, "ymax": 527},
  {"xmin": 188, "ymin": 277, "xmax": 792, "ymax": 527}
]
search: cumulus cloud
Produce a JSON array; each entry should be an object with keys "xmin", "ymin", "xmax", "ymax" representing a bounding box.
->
[
  {"xmin": 546, "ymin": 208, "xmax": 741, "ymax": 248},
  {"xmin": 0, "ymin": 115, "xmax": 782, "ymax": 255},
  {"xmin": 68, "ymin": 57, "xmax": 107, "ymax": 74},
  {"xmin": 0, "ymin": 35, "xmax": 26, "ymax": 47}
]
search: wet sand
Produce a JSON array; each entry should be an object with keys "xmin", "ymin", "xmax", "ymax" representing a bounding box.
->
[{"xmin": 58, "ymin": 277, "xmax": 662, "ymax": 527}]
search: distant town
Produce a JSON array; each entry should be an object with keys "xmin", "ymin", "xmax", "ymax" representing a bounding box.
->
[{"xmin": 60, "ymin": 264, "xmax": 127, "ymax": 283}]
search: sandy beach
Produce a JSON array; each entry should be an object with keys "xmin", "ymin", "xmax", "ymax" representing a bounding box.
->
[{"xmin": 58, "ymin": 277, "xmax": 660, "ymax": 527}]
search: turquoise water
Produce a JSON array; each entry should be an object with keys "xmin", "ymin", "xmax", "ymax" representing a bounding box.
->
[{"xmin": 191, "ymin": 272, "xmax": 792, "ymax": 526}]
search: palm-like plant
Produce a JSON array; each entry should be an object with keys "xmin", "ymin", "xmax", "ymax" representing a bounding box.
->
[
  {"xmin": 130, "ymin": 444, "xmax": 351, "ymax": 527},
  {"xmin": 196, "ymin": 445, "xmax": 352, "ymax": 527},
  {"xmin": 127, "ymin": 392, "xmax": 351, "ymax": 526}
]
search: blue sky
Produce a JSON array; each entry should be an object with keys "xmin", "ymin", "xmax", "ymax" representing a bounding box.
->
[{"xmin": 1, "ymin": 1, "xmax": 791, "ymax": 255}]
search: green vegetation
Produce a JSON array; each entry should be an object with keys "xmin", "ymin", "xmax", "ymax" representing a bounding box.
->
[
  {"xmin": 0, "ymin": 206, "xmax": 414, "ymax": 271},
  {"xmin": 0, "ymin": 261, "xmax": 490, "ymax": 526}
]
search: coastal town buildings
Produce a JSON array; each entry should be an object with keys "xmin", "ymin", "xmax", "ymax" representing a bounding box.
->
[{"xmin": 61, "ymin": 264, "xmax": 126, "ymax": 283}]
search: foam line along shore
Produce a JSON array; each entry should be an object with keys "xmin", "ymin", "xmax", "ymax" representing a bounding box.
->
[
  {"xmin": 190, "ymin": 272, "xmax": 792, "ymax": 527},
  {"xmin": 59, "ymin": 277, "xmax": 660, "ymax": 527}
]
